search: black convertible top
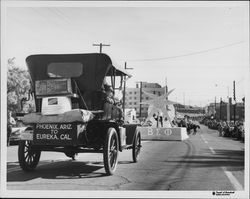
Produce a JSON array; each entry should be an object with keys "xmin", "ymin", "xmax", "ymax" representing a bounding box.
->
[{"xmin": 26, "ymin": 53, "xmax": 131, "ymax": 92}]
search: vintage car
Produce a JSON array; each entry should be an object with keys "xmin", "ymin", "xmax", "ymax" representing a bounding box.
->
[
  {"xmin": 9, "ymin": 127, "xmax": 22, "ymax": 145},
  {"xmin": 18, "ymin": 53, "xmax": 141, "ymax": 175}
]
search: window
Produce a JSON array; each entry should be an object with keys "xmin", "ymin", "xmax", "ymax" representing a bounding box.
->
[
  {"xmin": 134, "ymin": 91, "xmax": 137, "ymax": 95},
  {"xmin": 35, "ymin": 78, "xmax": 71, "ymax": 96},
  {"xmin": 47, "ymin": 62, "xmax": 83, "ymax": 77},
  {"xmin": 134, "ymin": 102, "xmax": 137, "ymax": 105},
  {"xmin": 129, "ymin": 92, "xmax": 132, "ymax": 94},
  {"xmin": 134, "ymin": 97, "xmax": 137, "ymax": 100},
  {"xmin": 129, "ymin": 97, "xmax": 132, "ymax": 100},
  {"xmin": 129, "ymin": 102, "xmax": 132, "ymax": 105}
]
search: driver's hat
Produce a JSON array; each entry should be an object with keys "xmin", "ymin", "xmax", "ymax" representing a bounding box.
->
[{"xmin": 104, "ymin": 84, "xmax": 114, "ymax": 92}]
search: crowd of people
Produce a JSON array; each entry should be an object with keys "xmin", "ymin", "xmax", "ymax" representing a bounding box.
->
[{"xmin": 200, "ymin": 117, "xmax": 245, "ymax": 141}]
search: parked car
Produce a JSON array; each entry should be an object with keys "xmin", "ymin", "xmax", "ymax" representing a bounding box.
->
[
  {"xmin": 9, "ymin": 127, "xmax": 21, "ymax": 145},
  {"xmin": 9, "ymin": 127, "xmax": 27, "ymax": 145}
]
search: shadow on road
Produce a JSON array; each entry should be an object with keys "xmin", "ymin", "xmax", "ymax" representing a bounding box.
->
[
  {"xmin": 163, "ymin": 149, "xmax": 244, "ymax": 171},
  {"xmin": 7, "ymin": 160, "xmax": 106, "ymax": 182},
  {"xmin": 86, "ymin": 160, "xmax": 134, "ymax": 165}
]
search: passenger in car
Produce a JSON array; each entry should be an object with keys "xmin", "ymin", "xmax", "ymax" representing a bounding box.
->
[{"xmin": 103, "ymin": 84, "xmax": 115, "ymax": 105}]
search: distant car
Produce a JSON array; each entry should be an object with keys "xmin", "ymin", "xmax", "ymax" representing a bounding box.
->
[{"xmin": 9, "ymin": 127, "xmax": 26, "ymax": 145}]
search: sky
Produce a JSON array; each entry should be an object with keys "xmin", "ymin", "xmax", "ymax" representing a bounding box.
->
[{"xmin": 2, "ymin": 1, "xmax": 249, "ymax": 107}]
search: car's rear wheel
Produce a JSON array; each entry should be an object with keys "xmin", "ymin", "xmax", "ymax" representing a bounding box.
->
[
  {"xmin": 103, "ymin": 128, "xmax": 119, "ymax": 175},
  {"xmin": 132, "ymin": 132, "xmax": 141, "ymax": 163},
  {"xmin": 18, "ymin": 140, "xmax": 41, "ymax": 171},
  {"xmin": 65, "ymin": 151, "xmax": 77, "ymax": 160}
]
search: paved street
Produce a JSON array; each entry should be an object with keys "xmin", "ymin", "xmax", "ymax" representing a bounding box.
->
[{"xmin": 7, "ymin": 125, "xmax": 244, "ymax": 191}]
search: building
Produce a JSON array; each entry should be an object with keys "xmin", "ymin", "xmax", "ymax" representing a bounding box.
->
[
  {"xmin": 124, "ymin": 108, "xmax": 137, "ymax": 124},
  {"xmin": 206, "ymin": 99, "xmax": 245, "ymax": 121},
  {"xmin": 125, "ymin": 82, "xmax": 166, "ymax": 118},
  {"xmin": 175, "ymin": 104, "xmax": 205, "ymax": 115},
  {"xmin": 125, "ymin": 82, "xmax": 206, "ymax": 119}
]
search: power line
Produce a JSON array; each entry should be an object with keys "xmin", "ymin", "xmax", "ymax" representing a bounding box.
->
[
  {"xmin": 53, "ymin": 8, "xmax": 71, "ymax": 25},
  {"xmin": 126, "ymin": 41, "xmax": 244, "ymax": 62}
]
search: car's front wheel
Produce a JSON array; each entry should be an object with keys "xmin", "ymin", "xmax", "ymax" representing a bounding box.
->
[
  {"xmin": 132, "ymin": 131, "xmax": 141, "ymax": 163},
  {"xmin": 103, "ymin": 128, "xmax": 119, "ymax": 175}
]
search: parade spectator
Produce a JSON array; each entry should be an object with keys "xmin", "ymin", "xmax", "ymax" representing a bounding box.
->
[
  {"xmin": 172, "ymin": 119, "xmax": 178, "ymax": 127},
  {"xmin": 179, "ymin": 119, "xmax": 187, "ymax": 127}
]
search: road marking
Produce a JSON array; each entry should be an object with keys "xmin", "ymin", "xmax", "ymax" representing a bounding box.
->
[
  {"xmin": 201, "ymin": 136, "xmax": 244, "ymax": 190},
  {"xmin": 208, "ymin": 146, "xmax": 216, "ymax": 154},
  {"xmin": 200, "ymin": 135, "xmax": 208, "ymax": 144},
  {"xmin": 200, "ymin": 129, "xmax": 244, "ymax": 190},
  {"xmin": 221, "ymin": 167, "xmax": 244, "ymax": 190},
  {"xmin": 201, "ymin": 135, "xmax": 215, "ymax": 153}
]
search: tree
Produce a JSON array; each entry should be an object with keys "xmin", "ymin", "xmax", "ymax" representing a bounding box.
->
[{"xmin": 7, "ymin": 58, "xmax": 34, "ymax": 113}]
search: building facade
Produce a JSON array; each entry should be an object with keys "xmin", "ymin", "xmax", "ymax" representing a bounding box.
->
[
  {"xmin": 206, "ymin": 99, "xmax": 245, "ymax": 121},
  {"xmin": 175, "ymin": 103, "xmax": 205, "ymax": 115},
  {"xmin": 125, "ymin": 82, "xmax": 166, "ymax": 118}
]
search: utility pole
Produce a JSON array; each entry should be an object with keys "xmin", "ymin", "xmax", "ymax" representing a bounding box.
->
[
  {"xmin": 92, "ymin": 43, "xmax": 110, "ymax": 53},
  {"xmin": 165, "ymin": 77, "xmax": 168, "ymax": 98},
  {"xmin": 220, "ymin": 97, "xmax": 222, "ymax": 120},
  {"xmin": 214, "ymin": 96, "xmax": 216, "ymax": 119},
  {"xmin": 233, "ymin": 80, "xmax": 236, "ymax": 124},
  {"xmin": 183, "ymin": 92, "xmax": 185, "ymax": 106},
  {"xmin": 139, "ymin": 82, "xmax": 143, "ymax": 118},
  {"xmin": 165, "ymin": 77, "xmax": 168, "ymax": 120},
  {"xmin": 136, "ymin": 81, "xmax": 144, "ymax": 118},
  {"xmin": 122, "ymin": 62, "xmax": 133, "ymax": 114},
  {"xmin": 226, "ymin": 86, "xmax": 230, "ymax": 122}
]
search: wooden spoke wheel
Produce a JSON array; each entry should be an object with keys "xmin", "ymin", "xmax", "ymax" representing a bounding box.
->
[
  {"xmin": 132, "ymin": 132, "xmax": 141, "ymax": 163},
  {"xmin": 103, "ymin": 128, "xmax": 119, "ymax": 175},
  {"xmin": 18, "ymin": 140, "xmax": 41, "ymax": 171}
]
